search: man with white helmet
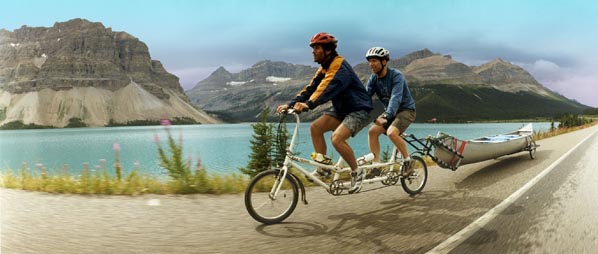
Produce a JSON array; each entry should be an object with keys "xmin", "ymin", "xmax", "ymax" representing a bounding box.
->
[
  {"xmin": 277, "ymin": 32, "xmax": 373, "ymax": 193},
  {"xmin": 364, "ymin": 47, "xmax": 416, "ymax": 177}
]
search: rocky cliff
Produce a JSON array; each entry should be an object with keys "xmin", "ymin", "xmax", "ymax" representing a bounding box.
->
[
  {"xmin": 473, "ymin": 58, "xmax": 554, "ymax": 97},
  {"xmin": 403, "ymin": 54, "xmax": 484, "ymax": 85},
  {"xmin": 0, "ymin": 18, "xmax": 219, "ymax": 127}
]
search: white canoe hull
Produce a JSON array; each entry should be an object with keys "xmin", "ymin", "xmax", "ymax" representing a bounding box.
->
[{"xmin": 432, "ymin": 123, "xmax": 535, "ymax": 169}]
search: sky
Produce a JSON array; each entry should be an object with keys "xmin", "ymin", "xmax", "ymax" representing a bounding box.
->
[{"xmin": 2, "ymin": 0, "xmax": 597, "ymax": 107}]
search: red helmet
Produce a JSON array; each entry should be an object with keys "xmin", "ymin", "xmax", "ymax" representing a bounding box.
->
[{"xmin": 309, "ymin": 32, "xmax": 338, "ymax": 47}]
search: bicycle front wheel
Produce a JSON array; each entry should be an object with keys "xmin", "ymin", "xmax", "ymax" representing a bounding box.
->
[
  {"xmin": 400, "ymin": 156, "xmax": 428, "ymax": 195},
  {"xmin": 244, "ymin": 169, "xmax": 299, "ymax": 224}
]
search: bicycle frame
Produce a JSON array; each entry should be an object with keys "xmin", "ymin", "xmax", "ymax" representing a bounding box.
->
[{"xmin": 275, "ymin": 110, "xmax": 407, "ymax": 194}]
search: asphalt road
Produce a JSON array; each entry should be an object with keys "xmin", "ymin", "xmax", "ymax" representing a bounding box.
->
[
  {"xmin": 445, "ymin": 126, "xmax": 598, "ymax": 254},
  {"xmin": 2, "ymin": 125, "xmax": 597, "ymax": 254}
]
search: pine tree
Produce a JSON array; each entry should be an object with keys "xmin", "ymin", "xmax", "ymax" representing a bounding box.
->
[
  {"xmin": 240, "ymin": 108, "xmax": 274, "ymax": 177},
  {"xmin": 272, "ymin": 115, "xmax": 289, "ymax": 167}
]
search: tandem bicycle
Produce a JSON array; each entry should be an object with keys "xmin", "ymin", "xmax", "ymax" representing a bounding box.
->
[{"xmin": 244, "ymin": 109, "xmax": 430, "ymax": 224}]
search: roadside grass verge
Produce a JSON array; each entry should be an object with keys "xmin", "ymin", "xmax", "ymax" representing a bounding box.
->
[
  {"xmin": 533, "ymin": 121, "xmax": 597, "ymax": 141},
  {"xmin": 0, "ymin": 168, "xmax": 248, "ymax": 195}
]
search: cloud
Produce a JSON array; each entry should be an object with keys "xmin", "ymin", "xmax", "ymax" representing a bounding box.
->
[
  {"xmin": 528, "ymin": 59, "xmax": 562, "ymax": 81},
  {"xmin": 543, "ymin": 69, "xmax": 598, "ymax": 108},
  {"xmin": 168, "ymin": 67, "xmax": 214, "ymax": 91},
  {"xmin": 518, "ymin": 60, "xmax": 598, "ymax": 107}
]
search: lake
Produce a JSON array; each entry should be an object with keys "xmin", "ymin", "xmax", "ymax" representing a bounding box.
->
[{"xmin": 0, "ymin": 122, "xmax": 553, "ymax": 176}]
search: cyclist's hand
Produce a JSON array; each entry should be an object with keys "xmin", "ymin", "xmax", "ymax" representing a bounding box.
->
[
  {"xmin": 276, "ymin": 104, "xmax": 289, "ymax": 113},
  {"xmin": 293, "ymin": 102, "xmax": 309, "ymax": 113},
  {"xmin": 375, "ymin": 117, "xmax": 387, "ymax": 126}
]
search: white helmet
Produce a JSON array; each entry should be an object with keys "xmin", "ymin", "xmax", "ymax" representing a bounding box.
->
[{"xmin": 365, "ymin": 47, "xmax": 390, "ymax": 60}]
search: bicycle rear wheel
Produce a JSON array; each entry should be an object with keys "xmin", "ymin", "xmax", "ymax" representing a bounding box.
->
[
  {"xmin": 400, "ymin": 156, "xmax": 428, "ymax": 195},
  {"xmin": 244, "ymin": 169, "xmax": 299, "ymax": 224}
]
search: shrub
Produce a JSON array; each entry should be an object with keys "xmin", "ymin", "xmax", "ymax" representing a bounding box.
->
[
  {"xmin": 154, "ymin": 119, "xmax": 212, "ymax": 194},
  {"xmin": 65, "ymin": 117, "xmax": 87, "ymax": 128}
]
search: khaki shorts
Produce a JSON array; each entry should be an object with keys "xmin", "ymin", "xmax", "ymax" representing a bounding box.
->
[{"xmin": 385, "ymin": 110, "xmax": 416, "ymax": 134}]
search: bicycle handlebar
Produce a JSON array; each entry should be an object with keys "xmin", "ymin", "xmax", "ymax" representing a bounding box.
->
[{"xmin": 281, "ymin": 108, "xmax": 308, "ymax": 115}]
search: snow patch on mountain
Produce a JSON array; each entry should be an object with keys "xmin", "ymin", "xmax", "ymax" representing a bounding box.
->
[
  {"xmin": 226, "ymin": 79, "xmax": 254, "ymax": 86},
  {"xmin": 266, "ymin": 76, "xmax": 291, "ymax": 82}
]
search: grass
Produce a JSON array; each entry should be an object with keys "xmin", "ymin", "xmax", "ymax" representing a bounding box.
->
[
  {"xmin": 1, "ymin": 120, "xmax": 596, "ymax": 195},
  {"xmin": 532, "ymin": 120, "xmax": 597, "ymax": 141},
  {"xmin": 0, "ymin": 166, "xmax": 248, "ymax": 195}
]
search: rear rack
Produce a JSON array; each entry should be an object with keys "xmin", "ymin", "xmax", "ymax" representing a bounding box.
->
[{"xmin": 402, "ymin": 133, "xmax": 463, "ymax": 171}]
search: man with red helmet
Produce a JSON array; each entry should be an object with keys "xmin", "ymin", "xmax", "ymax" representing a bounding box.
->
[{"xmin": 277, "ymin": 32, "xmax": 373, "ymax": 194}]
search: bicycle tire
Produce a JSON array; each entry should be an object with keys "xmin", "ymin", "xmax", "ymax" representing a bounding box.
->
[
  {"xmin": 400, "ymin": 156, "xmax": 428, "ymax": 195},
  {"xmin": 244, "ymin": 169, "xmax": 299, "ymax": 224}
]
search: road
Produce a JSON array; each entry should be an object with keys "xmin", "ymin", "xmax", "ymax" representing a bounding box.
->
[
  {"xmin": 2, "ymin": 125, "xmax": 597, "ymax": 254},
  {"xmin": 442, "ymin": 125, "xmax": 598, "ymax": 254}
]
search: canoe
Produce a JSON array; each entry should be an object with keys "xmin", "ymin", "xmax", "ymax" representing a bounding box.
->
[{"xmin": 430, "ymin": 123, "xmax": 537, "ymax": 170}]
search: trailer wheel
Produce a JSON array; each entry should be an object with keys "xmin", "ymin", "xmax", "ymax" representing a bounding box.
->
[{"xmin": 529, "ymin": 146, "xmax": 536, "ymax": 159}]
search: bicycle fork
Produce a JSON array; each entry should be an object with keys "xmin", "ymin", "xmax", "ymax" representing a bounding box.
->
[{"xmin": 271, "ymin": 167, "xmax": 309, "ymax": 205}]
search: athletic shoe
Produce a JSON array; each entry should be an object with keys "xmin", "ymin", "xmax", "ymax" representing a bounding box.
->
[
  {"xmin": 349, "ymin": 168, "xmax": 364, "ymax": 194},
  {"xmin": 311, "ymin": 152, "xmax": 332, "ymax": 165},
  {"xmin": 307, "ymin": 152, "xmax": 332, "ymax": 181}
]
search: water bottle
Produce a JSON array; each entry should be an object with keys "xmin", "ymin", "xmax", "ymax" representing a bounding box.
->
[{"xmin": 357, "ymin": 152, "xmax": 375, "ymax": 166}]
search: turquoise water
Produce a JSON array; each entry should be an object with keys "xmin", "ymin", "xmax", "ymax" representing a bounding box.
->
[{"xmin": 0, "ymin": 122, "xmax": 553, "ymax": 176}]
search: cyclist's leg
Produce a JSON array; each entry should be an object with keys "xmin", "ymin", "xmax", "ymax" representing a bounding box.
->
[
  {"xmin": 310, "ymin": 114, "xmax": 340, "ymax": 155},
  {"xmin": 387, "ymin": 110, "xmax": 416, "ymax": 158},
  {"xmin": 336, "ymin": 110, "xmax": 370, "ymax": 193},
  {"xmin": 368, "ymin": 124, "xmax": 386, "ymax": 162},
  {"xmin": 388, "ymin": 126, "xmax": 409, "ymax": 158},
  {"xmin": 332, "ymin": 125, "xmax": 357, "ymax": 170},
  {"xmin": 332, "ymin": 110, "xmax": 371, "ymax": 171}
]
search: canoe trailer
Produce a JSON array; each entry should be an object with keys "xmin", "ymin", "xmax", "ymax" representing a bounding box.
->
[{"xmin": 403, "ymin": 123, "xmax": 539, "ymax": 171}]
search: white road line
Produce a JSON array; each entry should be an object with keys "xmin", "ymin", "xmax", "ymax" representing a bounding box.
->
[{"xmin": 426, "ymin": 128, "xmax": 598, "ymax": 254}]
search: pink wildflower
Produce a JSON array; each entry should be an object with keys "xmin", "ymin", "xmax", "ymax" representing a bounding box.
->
[
  {"xmin": 160, "ymin": 119, "xmax": 171, "ymax": 126},
  {"xmin": 153, "ymin": 133, "xmax": 160, "ymax": 143},
  {"xmin": 113, "ymin": 143, "xmax": 120, "ymax": 152}
]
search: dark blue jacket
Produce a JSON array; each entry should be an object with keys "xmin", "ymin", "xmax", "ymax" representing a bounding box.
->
[{"xmin": 289, "ymin": 55, "xmax": 372, "ymax": 117}]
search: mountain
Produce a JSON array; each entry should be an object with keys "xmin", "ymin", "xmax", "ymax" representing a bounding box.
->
[
  {"xmin": 0, "ymin": 18, "xmax": 219, "ymax": 128},
  {"xmin": 187, "ymin": 50, "xmax": 588, "ymax": 122},
  {"xmin": 186, "ymin": 60, "xmax": 320, "ymax": 122},
  {"xmin": 473, "ymin": 58, "xmax": 553, "ymax": 96}
]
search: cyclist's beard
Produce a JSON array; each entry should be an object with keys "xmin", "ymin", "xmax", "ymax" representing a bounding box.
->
[
  {"xmin": 316, "ymin": 52, "xmax": 331, "ymax": 65},
  {"xmin": 319, "ymin": 52, "xmax": 338, "ymax": 67},
  {"xmin": 376, "ymin": 64, "xmax": 387, "ymax": 76}
]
